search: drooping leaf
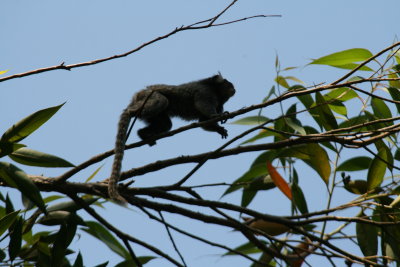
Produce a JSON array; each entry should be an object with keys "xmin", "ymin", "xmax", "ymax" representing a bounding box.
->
[
  {"xmin": 0, "ymin": 162, "xmax": 46, "ymax": 212},
  {"xmin": 8, "ymin": 216, "xmax": 23, "ymax": 260},
  {"xmin": 371, "ymin": 98, "xmax": 392, "ymax": 120},
  {"xmin": 0, "ymin": 210, "xmax": 20, "ymax": 237},
  {"xmin": 356, "ymin": 212, "xmax": 378, "ymax": 258},
  {"xmin": 231, "ymin": 116, "xmax": 270, "ymax": 125},
  {"xmin": 305, "ymin": 144, "xmax": 331, "ymax": 184},
  {"xmin": 83, "ymin": 221, "xmax": 130, "ymax": 259},
  {"xmin": 310, "ymin": 48, "xmax": 373, "ymax": 66},
  {"xmin": 1, "ymin": 103, "xmax": 64, "ymax": 143},
  {"xmin": 337, "ymin": 157, "xmax": 372, "ymax": 171},
  {"xmin": 223, "ymin": 151, "xmax": 276, "ymax": 196},
  {"xmin": 266, "ymin": 161, "xmax": 292, "ymax": 200},
  {"xmin": 9, "ymin": 148, "xmax": 74, "ymax": 167},
  {"xmin": 51, "ymin": 223, "xmax": 77, "ymax": 267},
  {"xmin": 314, "ymin": 92, "xmax": 338, "ymax": 130},
  {"xmin": 367, "ymin": 148, "xmax": 388, "ymax": 190},
  {"xmin": 388, "ymin": 87, "xmax": 400, "ymax": 113},
  {"xmin": 291, "ymin": 183, "xmax": 309, "ymax": 214}
]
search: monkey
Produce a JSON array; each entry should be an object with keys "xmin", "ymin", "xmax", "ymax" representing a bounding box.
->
[{"xmin": 108, "ymin": 73, "xmax": 236, "ymax": 203}]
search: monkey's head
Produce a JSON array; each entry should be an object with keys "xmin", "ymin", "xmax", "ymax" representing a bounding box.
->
[{"xmin": 212, "ymin": 73, "xmax": 236, "ymax": 103}]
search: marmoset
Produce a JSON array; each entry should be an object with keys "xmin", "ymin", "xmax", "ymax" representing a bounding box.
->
[{"xmin": 108, "ymin": 73, "xmax": 236, "ymax": 202}]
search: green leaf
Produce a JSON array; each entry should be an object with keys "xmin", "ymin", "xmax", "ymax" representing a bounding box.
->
[
  {"xmin": 305, "ymin": 144, "xmax": 331, "ymax": 184},
  {"xmin": 0, "ymin": 210, "xmax": 20, "ymax": 237},
  {"xmin": 115, "ymin": 257, "xmax": 156, "ymax": 267},
  {"xmin": 9, "ymin": 148, "xmax": 74, "ymax": 167},
  {"xmin": 310, "ymin": 48, "xmax": 373, "ymax": 66},
  {"xmin": 278, "ymin": 144, "xmax": 331, "ymax": 184},
  {"xmin": 326, "ymin": 87, "xmax": 358, "ymax": 102},
  {"xmin": 86, "ymin": 164, "xmax": 104, "ymax": 182},
  {"xmin": 371, "ymin": 98, "xmax": 392, "ymax": 120},
  {"xmin": 0, "ymin": 162, "xmax": 46, "ymax": 212},
  {"xmin": 337, "ymin": 157, "xmax": 372, "ymax": 171},
  {"xmin": 388, "ymin": 87, "xmax": 400, "ymax": 113},
  {"xmin": 231, "ymin": 116, "xmax": 270, "ymax": 125},
  {"xmin": 389, "ymin": 72, "xmax": 400, "ymax": 88},
  {"xmin": 51, "ymin": 223, "xmax": 77, "ymax": 267},
  {"xmin": 1, "ymin": 103, "xmax": 64, "ymax": 143},
  {"xmin": 275, "ymin": 76, "xmax": 289, "ymax": 88},
  {"xmin": 0, "ymin": 142, "xmax": 25, "ymax": 158},
  {"xmin": 329, "ymin": 63, "xmax": 373, "ymax": 71},
  {"xmin": 338, "ymin": 115, "xmax": 369, "ymax": 131},
  {"xmin": 72, "ymin": 252, "xmax": 84, "ymax": 267},
  {"xmin": 328, "ymin": 100, "xmax": 347, "ymax": 116},
  {"xmin": 367, "ymin": 148, "xmax": 388, "ymax": 190},
  {"xmin": 285, "ymin": 118, "xmax": 306, "ymax": 135},
  {"xmin": 8, "ymin": 217, "xmax": 23, "ymax": 261},
  {"xmin": 222, "ymin": 163, "xmax": 269, "ymax": 196},
  {"xmin": 314, "ymin": 92, "xmax": 338, "ymax": 130},
  {"xmin": 291, "ymin": 183, "xmax": 309, "ymax": 214},
  {"xmin": 47, "ymin": 198, "xmax": 99, "ymax": 213},
  {"xmin": 38, "ymin": 211, "xmax": 85, "ymax": 226},
  {"xmin": 224, "ymin": 242, "xmax": 262, "ymax": 256},
  {"xmin": 356, "ymin": 212, "xmax": 377, "ymax": 258},
  {"xmin": 83, "ymin": 221, "xmax": 130, "ymax": 259}
]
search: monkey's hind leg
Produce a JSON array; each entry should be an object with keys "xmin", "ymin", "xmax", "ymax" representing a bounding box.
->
[{"xmin": 138, "ymin": 114, "xmax": 172, "ymax": 146}]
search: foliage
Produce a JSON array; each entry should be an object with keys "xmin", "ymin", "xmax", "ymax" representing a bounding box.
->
[{"xmin": 1, "ymin": 3, "xmax": 400, "ymax": 266}]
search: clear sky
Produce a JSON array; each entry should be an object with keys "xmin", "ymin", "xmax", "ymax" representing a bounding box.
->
[{"xmin": 1, "ymin": 1, "xmax": 399, "ymax": 266}]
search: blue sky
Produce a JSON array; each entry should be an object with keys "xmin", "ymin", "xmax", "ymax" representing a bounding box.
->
[{"xmin": 1, "ymin": 1, "xmax": 399, "ymax": 266}]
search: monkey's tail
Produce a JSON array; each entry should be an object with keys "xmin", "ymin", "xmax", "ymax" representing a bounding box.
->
[{"xmin": 108, "ymin": 109, "xmax": 131, "ymax": 204}]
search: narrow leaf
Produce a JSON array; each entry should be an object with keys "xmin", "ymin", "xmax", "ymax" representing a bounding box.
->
[
  {"xmin": 83, "ymin": 221, "xmax": 130, "ymax": 259},
  {"xmin": 8, "ymin": 217, "xmax": 23, "ymax": 260},
  {"xmin": 86, "ymin": 164, "xmax": 104, "ymax": 182},
  {"xmin": 231, "ymin": 116, "xmax": 270, "ymax": 125},
  {"xmin": 0, "ymin": 210, "xmax": 20, "ymax": 237},
  {"xmin": 291, "ymin": 183, "xmax": 309, "ymax": 214},
  {"xmin": 0, "ymin": 70, "xmax": 9, "ymax": 75},
  {"xmin": 337, "ymin": 156, "xmax": 372, "ymax": 171},
  {"xmin": 310, "ymin": 48, "xmax": 373, "ymax": 66},
  {"xmin": 367, "ymin": 148, "xmax": 388, "ymax": 190},
  {"xmin": 1, "ymin": 103, "xmax": 64, "ymax": 143},
  {"xmin": 9, "ymin": 148, "xmax": 74, "ymax": 167},
  {"xmin": 266, "ymin": 161, "xmax": 292, "ymax": 200},
  {"xmin": 388, "ymin": 87, "xmax": 400, "ymax": 113},
  {"xmin": 356, "ymin": 212, "xmax": 378, "ymax": 258},
  {"xmin": 0, "ymin": 162, "xmax": 46, "ymax": 212},
  {"xmin": 315, "ymin": 92, "xmax": 338, "ymax": 130}
]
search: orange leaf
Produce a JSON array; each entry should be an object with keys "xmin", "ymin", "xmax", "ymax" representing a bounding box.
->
[{"xmin": 266, "ymin": 161, "xmax": 292, "ymax": 200}]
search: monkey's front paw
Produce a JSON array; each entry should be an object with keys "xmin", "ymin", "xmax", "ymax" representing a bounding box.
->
[
  {"xmin": 218, "ymin": 128, "xmax": 228, "ymax": 139},
  {"xmin": 220, "ymin": 111, "xmax": 230, "ymax": 124}
]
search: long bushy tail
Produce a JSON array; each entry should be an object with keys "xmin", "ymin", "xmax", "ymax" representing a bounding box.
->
[{"xmin": 108, "ymin": 109, "xmax": 131, "ymax": 204}]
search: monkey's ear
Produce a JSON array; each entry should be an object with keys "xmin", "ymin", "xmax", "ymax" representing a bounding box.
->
[{"xmin": 213, "ymin": 72, "xmax": 224, "ymax": 82}]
